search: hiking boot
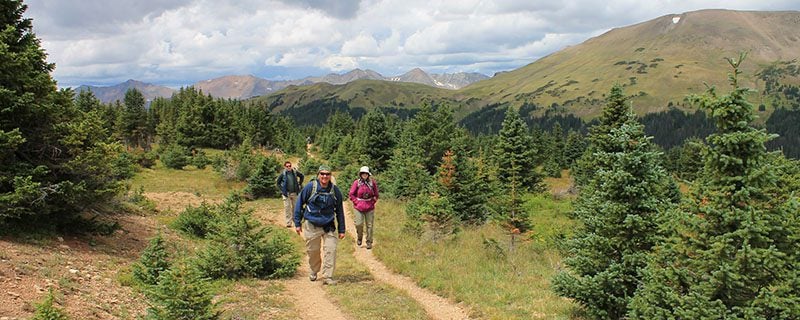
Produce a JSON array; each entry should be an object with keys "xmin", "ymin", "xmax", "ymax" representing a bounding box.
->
[
  {"xmin": 366, "ymin": 243, "xmax": 372, "ymax": 249},
  {"xmin": 322, "ymin": 278, "xmax": 337, "ymax": 285},
  {"xmin": 357, "ymin": 239, "xmax": 362, "ymax": 246},
  {"xmin": 309, "ymin": 273, "xmax": 317, "ymax": 281}
]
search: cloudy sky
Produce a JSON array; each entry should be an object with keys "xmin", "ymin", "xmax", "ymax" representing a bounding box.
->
[{"xmin": 24, "ymin": 0, "xmax": 800, "ymax": 88}]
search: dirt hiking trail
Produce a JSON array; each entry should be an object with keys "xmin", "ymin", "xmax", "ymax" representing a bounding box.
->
[
  {"xmin": 258, "ymin": 198, "xmax": 471, "ymax": 320},
  {"xmin": 343, "ymin": 206, "xmax": 471, "ymax": 320},
  {"xmin": 283, "ymin": 267, "xmax": 349, "ymax": 320}
]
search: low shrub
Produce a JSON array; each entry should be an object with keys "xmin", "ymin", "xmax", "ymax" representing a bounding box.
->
[{"xmin": 171, "ymin": 203, "xmax": 216, "ymax": 238}]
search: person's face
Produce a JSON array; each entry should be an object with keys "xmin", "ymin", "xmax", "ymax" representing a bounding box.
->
[
  {"xmin": 360, "ymin": 172, "xmax": 369, "ymax": 179},
  {"xmin": 285, "ymin": 163, "xmax": 292, "ymax": 170},
  {"xmin": 318, "ymin": 171, "xmax": 332, "ymax": 183}
]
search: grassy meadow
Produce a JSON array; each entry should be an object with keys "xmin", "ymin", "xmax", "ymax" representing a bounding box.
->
[
  {"xmin": 372, "ymin": 195, "xmax": 580, "ymax": 319},
  {"xmin": 125, "ymin": 154, "xmax": 581, "ymax": 319},
  {"xmin": 128, "ymin": 159, "xmax": 432, "ymax": 319}
]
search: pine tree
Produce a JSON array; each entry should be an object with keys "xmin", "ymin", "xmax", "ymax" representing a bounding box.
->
[
  {"xmin": 146, "ymin": 263, "xmax": 218, "ymax": 320},
  {"xmin": 1, "ymin": 0, "xmax": 124, "ymax": 221},
  {"xmin": 564, "ymin": 130, "xmax": 586, "ymax": 169},
  {"xmin": 117, "ymin": 88, "xmax": 148, "ymax": 148},
  {"xmin": 244, "ymin": 156, "xmax": 281, "ymax": 200},
  {"xmin": 406, "ymin": 103, "xmax": 458, "ymax": 173},
  {"xmin": 675, "ymin": 137, "xmax": 705, "ymax": 181},
  {"xmin": 494, "ymin": 107, "xmax": 544, "ymax": 192},
  {"xmin": 436, "ymin": 133, "xmax": 490, "ymax": 225},
  {"xmin": 552, "ymin": 85, "xmax": 676, "ymax": 319},
  {"xmin": 132, "ymin": 232, "xmax": 171, "ymax": 286},
  {"xmin": 355, "ymin": 108, "xmax": 394, "ymax": 171},
  {"xmin": 629, "ymin": 54, "xmax": 800, "ymax": 319},
  {"xmin": 572, "ymin": 85, "xmax": 630, "ymax": 187},
  {"xmin": 381, "ymin": 123, "xmax": 433, "ymax": 198},
  {"xmin": 194, "ymin": 195, "xmax": 299, "ymax": 279},
  {"xmin": 551, "ymin": 122, "xmax": 566, "ymax": 169}
]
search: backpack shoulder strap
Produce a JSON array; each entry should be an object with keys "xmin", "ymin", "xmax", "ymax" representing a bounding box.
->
[{"xmin": 305, "ymin": 179, "xmax": 318, "ymax": 204}]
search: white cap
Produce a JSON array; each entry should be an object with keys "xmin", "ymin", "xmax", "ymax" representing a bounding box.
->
[{"xmin": 359, "ymin": 166, "xmax": 371, "ymax": 175}]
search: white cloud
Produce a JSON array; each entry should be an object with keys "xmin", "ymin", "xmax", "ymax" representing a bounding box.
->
[
  {"xmin": 319, "ymin": 56, "xmax": 360, "ymax": 71},
  {"xmin": 341, "ymin": 32, "xmax": 381, "ymax": 57},
  {"xmin": 23, "ymin": 0, "xmax": 800, "ymax": 86}
]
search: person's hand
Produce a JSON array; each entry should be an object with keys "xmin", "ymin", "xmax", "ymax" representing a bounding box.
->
[
  {"xmin": 295, "ymin": 226, "xmax": 302, "ymax": 235},
  {"xmin": 338, "ymin": 233, "xmax": 345, "ymax": 239}
]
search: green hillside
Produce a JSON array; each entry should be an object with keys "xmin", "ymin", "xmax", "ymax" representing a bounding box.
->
[
  {"xmin": 257, "ymin": 9, "xmax": 800, "ymax": 122},
  {"xmin": 257, "ymin": 79, "xmax": 458, "ymax": 112},
  {"xmin": 460, "ymin": 9, "xmax": 800, "ymax": 119}
]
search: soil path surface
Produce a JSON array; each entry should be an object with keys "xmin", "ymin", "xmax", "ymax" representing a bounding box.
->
[
  {"xmin": 343, "ymin": 206, "xmax": 472, "ymax": 320},
  {"xmin": 258, "ymin": 199, "xmax": 471, "ymax": 320},
  {"xmin": 282, "ymin": 267, "xmax": 349, "ymax": 320},
  {"xmin": 252, "ymin": 202, "xmax": 349, "ymax": 320}
]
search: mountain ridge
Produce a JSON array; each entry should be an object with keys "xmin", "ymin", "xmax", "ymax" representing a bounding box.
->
[
  {"xmin": 257, "ymin": 9, "xmax": 800, "ymax": 121},
  {"xmin": 76, "ymin": 69, "xmax": 489, "ymax": 103}
]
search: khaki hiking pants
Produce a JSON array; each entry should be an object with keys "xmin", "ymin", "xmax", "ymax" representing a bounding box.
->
[
  {"xmin": 283, "ymin": 192, "xmax": 297, "ymax": 227},
  {"xmin": 302, "ymin": 220, "xmax": 338, "ymax": 280},
  {"xmin": 354, "ymin": 209, "xmax": 374, "ymax": 245}
]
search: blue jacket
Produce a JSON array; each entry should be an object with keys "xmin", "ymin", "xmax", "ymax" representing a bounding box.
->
[{"xmin": 293, "ymin": 180, "xmax": 345, "ymax": 234}]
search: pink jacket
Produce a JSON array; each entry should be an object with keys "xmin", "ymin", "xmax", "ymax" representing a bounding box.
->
[{"xmin": 349, "ymin": 178, "xmax": 379, "ymax": 212}]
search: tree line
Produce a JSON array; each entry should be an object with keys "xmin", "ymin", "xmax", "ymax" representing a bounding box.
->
[{"xmin": 2, "ymin": 1, "xmax": 799, "ymax": 318}]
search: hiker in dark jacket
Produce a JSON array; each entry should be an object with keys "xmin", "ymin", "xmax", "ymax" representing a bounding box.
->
[
  {"xmin": 276, "ymin": 161, "xmax": 304, "ymax": 227},
  {"xmin": 349, "ymin": 166, "xmax": 379, "ymax": 249},
  {"xmin": 293, "ymin": 165, "xmax": 345, "ymax": 285}
]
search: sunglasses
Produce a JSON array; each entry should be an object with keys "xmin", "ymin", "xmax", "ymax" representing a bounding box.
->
[{"xmin": 318, "ymin": 172, "xmax": 331, "ymax": 176}]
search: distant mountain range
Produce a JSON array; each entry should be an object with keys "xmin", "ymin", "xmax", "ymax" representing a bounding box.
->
[
  {"xmin": 76, "ymin": 80, "xmax": 175, "ymax": 104},
  {"xmin": 77, "ymin": 9, "xmax": 800, "ymax": 125},
  {"xmin": 253, "ymin": 9, "xmax": 800, "ymax": 121},
  {"xmin": 77, "ymin": 69, "xmax": 489, "ymax": 103}
]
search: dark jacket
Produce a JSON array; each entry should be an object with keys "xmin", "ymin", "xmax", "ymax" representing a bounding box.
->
[
  {"xmin": 276, "ymin": 168, "xmax": 304, "ymax": 196},
  {"xmin": 293, "ymin": 180, "xmax": 345, "ymax": 234}
]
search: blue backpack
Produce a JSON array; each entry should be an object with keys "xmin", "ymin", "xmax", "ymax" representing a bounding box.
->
[{"xmin": 303, "ymin": 180, "xmax": 338, "ymax": 226}]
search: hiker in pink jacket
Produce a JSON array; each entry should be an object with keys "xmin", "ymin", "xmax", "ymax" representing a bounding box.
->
[{"xmin": 349, "ymin": 166, "xmax": 379, "ymax": 249}]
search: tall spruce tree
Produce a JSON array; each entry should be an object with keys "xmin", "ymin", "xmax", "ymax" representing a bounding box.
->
[
  {"xmin": 117, "ymin": 88, "xmax": 148, "ymax": 148},
  {"xmin": 494, "ymin": 107, "xmax": 544, "ymax": 192},
  {"xmin": 381, "ymin": 122, "xmax": 432, "ymax": 198},
  {"xmin": 1, "ymin": 0, "xmax": 124, "ymax": 221},
  {"xmin": 572, "ymin": 85, "xmax": 630, "ymax": 187},
  {"xmin": 406, "ymin": 103, "xmax": 458, "ymax": 173},
  {"xmin": 355, "ymin": 108, "xmax": 394, "ymax": 171},
  {"xmin": 564, "ymin": 129, "xmax": 587, "ymax": 169},
  {"xmin": 629, "ymin": 54, "xmax": 800, "ymax": 319},
  {"xmin": 552, "ymin": 84, "xmax": 675, "ymax": 319},
  {"xmin": 438, "ymin": 131, "xmax": 490, "ymax": 225}
]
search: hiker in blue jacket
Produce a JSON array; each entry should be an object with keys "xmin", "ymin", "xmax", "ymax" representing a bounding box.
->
[{"xmin": 293, "ymin": 164, "xmax": 345, "ymax": 285}]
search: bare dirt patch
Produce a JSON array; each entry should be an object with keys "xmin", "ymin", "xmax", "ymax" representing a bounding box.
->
[
  {"xmin": 0, "ymin": 214, "xmax": 158, "ymax": 319},
  {"xmin": 144, "ymin": 191, "xmax": 208, "ymax": 212}
]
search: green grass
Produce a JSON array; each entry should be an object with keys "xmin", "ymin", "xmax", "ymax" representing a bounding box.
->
[
  {"xmin": 373, "ymin": 196, "xmax": 580, "ymax": 319},
  {"xmin": 325, "ymin": 233, "xmax": 430, "ymax": 320},
  {"xmin": 129, "ymin": 161, "xmax": 245, "ymax": 200},
  {"xmin": 215, "ymin": 279, "xmax": 295, "ymax": 320},
  {"xmin": 131, "ymin": 164, "xmax": 427, "ymax": 319}
]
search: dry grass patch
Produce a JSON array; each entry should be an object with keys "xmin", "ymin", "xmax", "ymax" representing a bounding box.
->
[
  {"xmin": 215, "ymin": 279, "xmax": 295, "ymax": 320},
  {"xmin": 373, "ymin": 196, "xmax": 580, "ymax": 319},
  {"xmin": 130, "ymin": 162, "xmax": 245, "ymax": 201},
  {"xmin": 325, "ymin": 234, "xmax": 430, "ymax": 320}
]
